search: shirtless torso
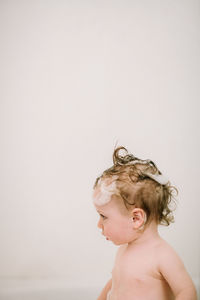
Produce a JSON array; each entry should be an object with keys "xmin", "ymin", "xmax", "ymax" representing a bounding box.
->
[{"xmin": 108, "ymin": 238, "xmax": 174, "ymax": 300}]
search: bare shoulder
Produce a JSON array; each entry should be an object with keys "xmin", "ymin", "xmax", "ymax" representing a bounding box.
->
[
  {"xmin": 156, "ymin": 238, "xmax": 180, "ymax": 259},
  {"xmin": 155, "ymin": 238, "xmax": 197, "ymax": 298},
  {"xmin": 155, "ymin": 238, "xmax": 185, "ymax": 273},
  {"xmin": 156, "ymin": 238, "xmax": 191, "ymax": 273}
]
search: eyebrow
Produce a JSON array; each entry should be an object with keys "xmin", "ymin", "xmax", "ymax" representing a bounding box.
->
[{"xmin": 97, "ymin": 209, "xmax": 105, "ymax": 214}]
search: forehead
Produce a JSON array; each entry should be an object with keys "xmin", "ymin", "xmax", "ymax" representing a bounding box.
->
[
  {"xmin": 94, "ymin": 196, "xmax": 130, "ymax": 219},
  {"xmin": 94, "ymin": 196, "xmax": 119, "ymax": 213}
]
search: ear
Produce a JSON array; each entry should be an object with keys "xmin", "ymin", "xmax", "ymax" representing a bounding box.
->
[{"xmin": 131, "ymin": 208, "xmax": 146, "ymax": 229}]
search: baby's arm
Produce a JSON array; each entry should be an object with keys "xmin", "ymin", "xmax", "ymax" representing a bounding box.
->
[
  {"xmin": 97, "ymin": 278, "xmax": 112, "ymax": 300},
  {"xmin": 158, "ymin": 243, "xmax": 197, "ymax": 300}
]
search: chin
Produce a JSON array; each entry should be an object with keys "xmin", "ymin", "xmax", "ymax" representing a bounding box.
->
[{"xmin": 112, "ymin": 240, "xmax": 125, "ymax": 246}]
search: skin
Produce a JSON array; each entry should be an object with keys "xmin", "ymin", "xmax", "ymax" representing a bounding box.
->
[{"xmin": 94, "ymin": 193, "xmax": 197, "ymax": 300}]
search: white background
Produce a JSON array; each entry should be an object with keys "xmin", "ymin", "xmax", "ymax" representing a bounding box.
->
[{"xmin": 0, "ymin": 0, "xmax": 199, "ymax": 294}]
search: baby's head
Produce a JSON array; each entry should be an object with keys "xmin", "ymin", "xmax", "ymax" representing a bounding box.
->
[{"xmin": 93, "ymin": 146, "xmax": 177, "ymax": 229}]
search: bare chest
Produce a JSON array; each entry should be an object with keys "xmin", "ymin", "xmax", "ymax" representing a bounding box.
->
[
  {"xmin": 112, "ymin": 248, "xmax": 161, "ymax": 281},
  {"xmin": 110, "ymin": 251, "xmax": 173, "ymax": 300}
]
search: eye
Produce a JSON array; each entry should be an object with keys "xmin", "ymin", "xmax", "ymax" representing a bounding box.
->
[{"xmin": 100, "ymin": 214, "xmax": 107, "ymax": 219}]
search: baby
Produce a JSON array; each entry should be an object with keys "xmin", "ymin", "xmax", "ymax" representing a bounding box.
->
[{"xmin": 92, "ymin": 146, "xmax": 197, "ymax": 300}]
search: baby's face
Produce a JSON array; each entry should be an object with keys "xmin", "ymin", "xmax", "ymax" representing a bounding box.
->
[{"xmin": 93, "ymin": 188, "xmax": 135, "ymax": 245}]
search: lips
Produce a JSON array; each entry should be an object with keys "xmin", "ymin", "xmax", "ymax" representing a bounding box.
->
[{"xmin": 101, "ymin": 231, "xmax": 109, "ymax": 241}]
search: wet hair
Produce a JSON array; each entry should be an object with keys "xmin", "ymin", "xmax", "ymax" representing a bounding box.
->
[{"xmin": 93, "ymin": 146, "xmax": 177, "ymax": 226}]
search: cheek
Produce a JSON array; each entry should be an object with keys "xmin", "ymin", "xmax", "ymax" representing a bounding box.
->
[
  {"xmin": 105, "ymin": 221, "xmax": 124, "ymax": 237},
  {"xmin": 102, "ymin": 222, "xmax": 115, "ymax": 237},
  {"xmin": 112, "ymin": 220, "xmax": 134, "ymax": 241}
]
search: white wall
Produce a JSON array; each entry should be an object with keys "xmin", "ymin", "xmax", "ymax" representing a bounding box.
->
[{"xmin": 0, "ymin": 0, "xmax": 199, "ymax": 292}]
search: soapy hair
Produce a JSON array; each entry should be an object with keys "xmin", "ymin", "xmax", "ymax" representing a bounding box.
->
[{"xmin": 93, "ymin": 146, "xmax": 177, "ymax": 226}]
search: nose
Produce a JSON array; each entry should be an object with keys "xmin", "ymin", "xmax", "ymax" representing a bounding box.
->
[{"xmin": 97, "ymin": 217, "xmax": 102, "ymax": 229}]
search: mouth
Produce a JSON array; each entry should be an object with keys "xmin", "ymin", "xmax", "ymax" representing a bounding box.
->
[{"xmin": 101, "ymin": 231, "xmax": 109, "ymax": 241}]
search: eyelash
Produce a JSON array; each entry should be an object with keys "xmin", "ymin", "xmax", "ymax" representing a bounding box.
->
[{"xmin": 100, "ymin": 214, "xmax": 107, "ymax": 219}]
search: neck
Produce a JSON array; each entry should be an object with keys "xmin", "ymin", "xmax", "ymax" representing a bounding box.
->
[{"xmin": 128, "ymin": 221, "xmax": 160, "ymax": 247}]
